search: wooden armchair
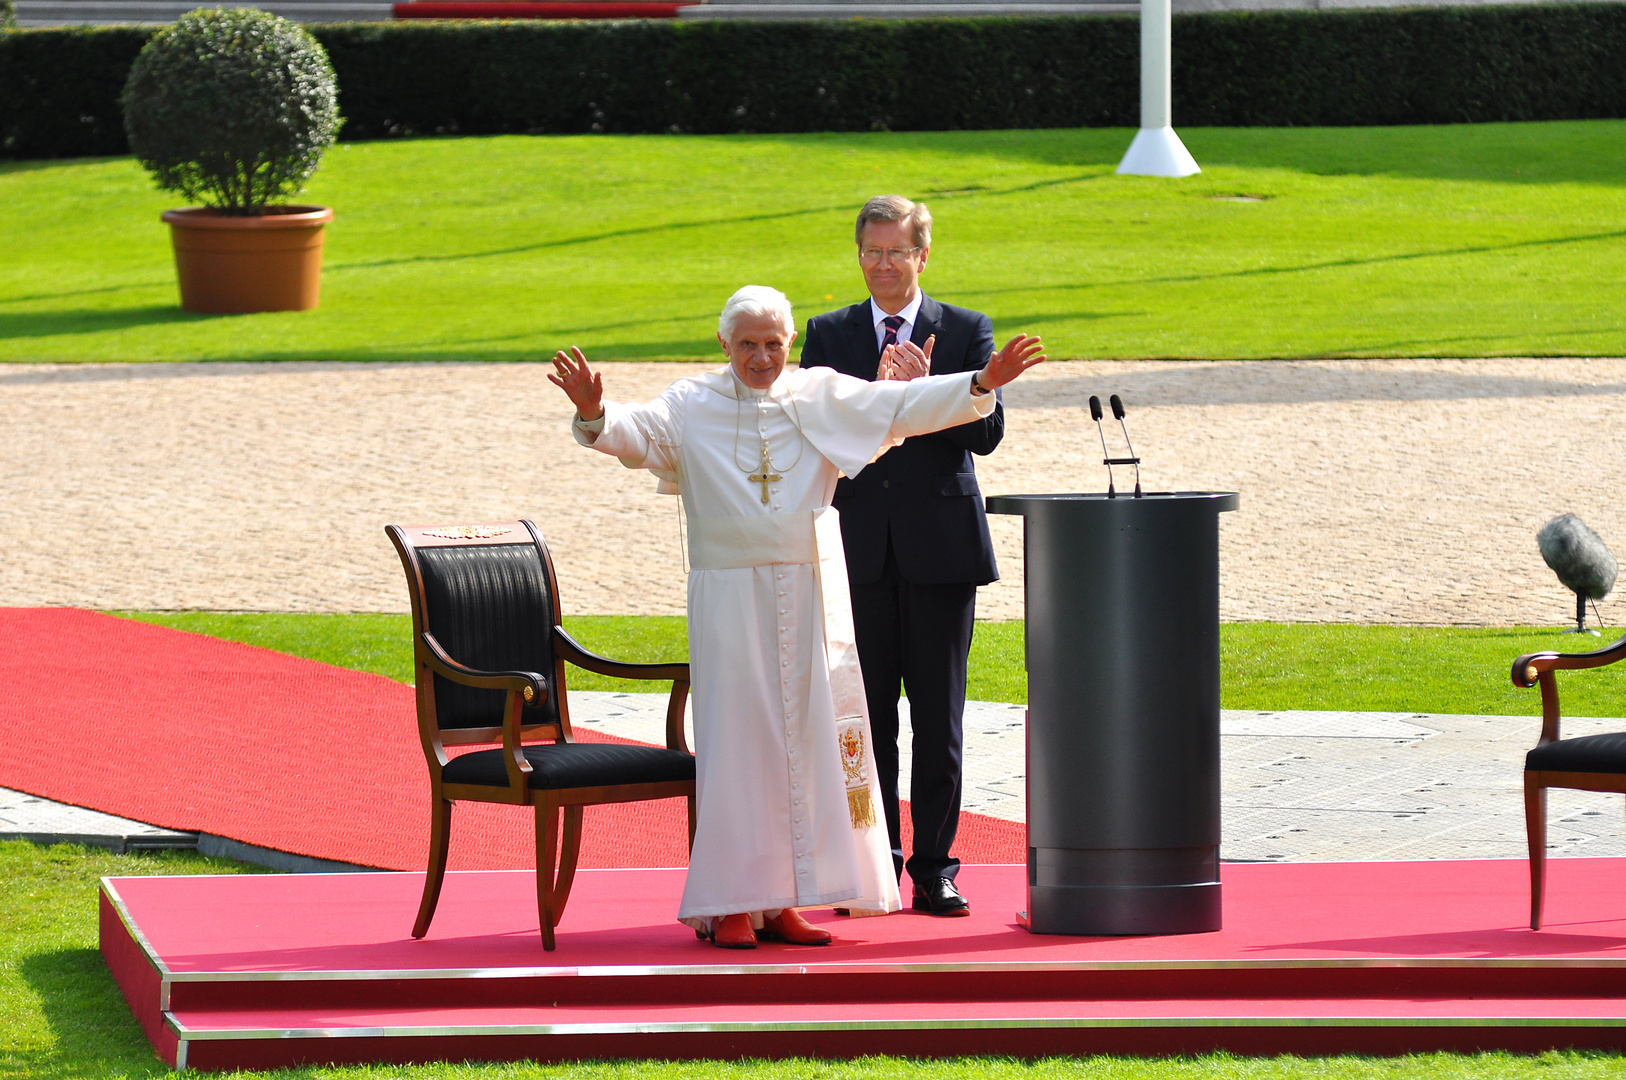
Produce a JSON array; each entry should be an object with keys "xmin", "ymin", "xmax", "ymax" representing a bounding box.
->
[
  {"xmin": 386, "ymin": 520, "xmax": 695, "ymax": 950},
  {"xmin": 1512, "ymin": 633, "xmax": 1626, "ymax": 930}
]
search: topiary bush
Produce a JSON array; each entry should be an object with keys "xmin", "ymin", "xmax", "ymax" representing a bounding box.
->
[
  {"xmin": 120, "ymin": 7, "xmax": 341, "ymax": 215},
  {"xmin": 0, "ymin": 0, "xmax": 17, "ymax": 30}
]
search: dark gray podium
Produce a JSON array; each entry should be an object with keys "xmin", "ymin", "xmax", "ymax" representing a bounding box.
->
[{"xmin": 985, "ymin": 492, "xmax": 1238, "ymax": 936}]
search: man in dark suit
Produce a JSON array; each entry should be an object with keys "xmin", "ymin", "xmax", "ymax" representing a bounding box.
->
[{"xmin": 799, "ymin": 195, "xmax": 1018, "ymax": 918}]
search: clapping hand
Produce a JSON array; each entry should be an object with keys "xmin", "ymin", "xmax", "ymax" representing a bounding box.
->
[
  {"xmin": 878, "ymin": 335, "xmax": 933, "ymax": 382},
  {"xmin": 548, "ymin": 347, "xmax": 605, "ymax": 422},
  {"xmin": 975, "ymin": 334, "xmax": 1046, "ymax": 391}
]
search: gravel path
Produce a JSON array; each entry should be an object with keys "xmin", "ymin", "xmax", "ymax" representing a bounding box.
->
[{"xmin": 3, "ymin": 358, "xmax": 1623, "ymax": 624}]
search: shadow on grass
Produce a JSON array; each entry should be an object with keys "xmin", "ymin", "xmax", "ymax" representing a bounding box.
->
[
  {"xmin": 326, "ymin": 200, "xmax": 857, "ymax": 271},
  {"xmin": 327, "ymin": 173, "xmax": 1103, "ymax": 273},
  {"xmin": 1333, "ymin": 326, "xmax": 1622, "ymax": 357},
  {"xmin": 990, "ymin": 310, "xmax": 1147, "ymax": 330},
  {"xmin": 961, "ymin": 121, "xmax": 1626, "ymax": 187},
  {"xmin": 369, "ymin": 337, "xmax": 718, "ymax": 359},
  {"xmin": 0, "ymin": 156, "xmax": 133, "ymax": 178},
  {"xmin": 13, "ymin": 948, "xmax": 169, "ymax": 1080},
  {"xmin": 0, "ymin": 282, "xmax": 171, "ymax": 306},
  {"xmin": 1181, "ymin": 122, "xmax": 1626, "ymax": 188},
  {"xmin": 0, "ymin": 307, "xmax": 207, "ymax": 340},
  {"xmin": 950, "ymin": 228, "xmax": 1626, "ymax": 302}
]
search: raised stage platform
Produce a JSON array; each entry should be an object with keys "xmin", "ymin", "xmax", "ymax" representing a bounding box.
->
[{"xmin": 103, "ymin": 859, "xmax": 1626, "ymax": 1070}]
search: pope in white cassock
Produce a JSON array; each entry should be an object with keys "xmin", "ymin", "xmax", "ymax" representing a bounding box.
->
[{"xmin": 550, "ymin": 286, "xmax": 1044, "ymax": 949}]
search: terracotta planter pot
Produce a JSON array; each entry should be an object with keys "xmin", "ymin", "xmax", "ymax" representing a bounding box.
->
[{"xmin": 161, "ymin": 205, "xmax": 334, "ymax": 314}]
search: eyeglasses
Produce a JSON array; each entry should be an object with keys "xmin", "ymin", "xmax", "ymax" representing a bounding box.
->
[{"xmin": 858, "ymin": 246, "xmax": 922, "ymax": 266}]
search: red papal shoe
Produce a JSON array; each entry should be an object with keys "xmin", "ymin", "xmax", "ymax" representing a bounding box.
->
[
  {"xmin": 759, "ymin": 908, "xmax": 834, "ymax": 946},
  {"xmin": 710, "ymin": 913, "xmax": 758, "ymax": 949}
]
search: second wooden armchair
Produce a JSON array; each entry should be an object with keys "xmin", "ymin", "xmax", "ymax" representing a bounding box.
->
[{"xmin": 1513, "ymin": 632, "xmax": 1626, "ymax": 930}]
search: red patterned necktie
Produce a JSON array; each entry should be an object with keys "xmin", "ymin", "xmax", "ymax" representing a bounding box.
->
[{"xmin": 880, "ymin": 314, "xmax": 905, "ymax": 352}]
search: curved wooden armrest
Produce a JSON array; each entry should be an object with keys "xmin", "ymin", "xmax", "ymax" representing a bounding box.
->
[
  {"xmin": 420, "ymin": 631, "xmax": 548, "ymax": 706},
  {"xmin": 1512, "ymin": 633, "xmax": 1626, "ymax": 688},
  {"xmin": 552, "ymin": 626, "xmax": 690, "ymax": 683},
  {"xmin": 1512, "ymin": 632, "xmax": 1626, "ymax": 747},
  {"xmin": 551, "ymin": 626, "xmax": 692, "ymax": 754}
]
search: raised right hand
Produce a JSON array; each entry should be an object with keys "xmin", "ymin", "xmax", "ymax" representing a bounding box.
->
[{"xmin": 548, "ymin": 346, "xmax": 604, "ymax": 421}]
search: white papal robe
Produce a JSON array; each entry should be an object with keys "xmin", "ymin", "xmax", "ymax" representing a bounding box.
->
[{"xmin": 573, "ymin": 363, "xmax": 995, "ymax": 926}]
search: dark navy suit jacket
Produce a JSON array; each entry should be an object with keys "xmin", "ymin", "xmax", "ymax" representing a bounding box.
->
[{"xmin": 799, "ymin": 294, "xmax": 1003, "ymax": 586}]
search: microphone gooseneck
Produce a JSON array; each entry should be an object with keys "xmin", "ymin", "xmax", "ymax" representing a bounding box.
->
[
  {"xmin": 1089, "ymin": 395, "xmax": 1116, "ymax": 498},
  {"xmin": 1110, "ymin": 395, "xmax": 1143, "ymax": 497}
]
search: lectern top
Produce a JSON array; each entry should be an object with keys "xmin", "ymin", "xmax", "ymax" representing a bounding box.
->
[{"xmin": 985, "ymin": 491, "xmax": 1238, "ymax": 515}]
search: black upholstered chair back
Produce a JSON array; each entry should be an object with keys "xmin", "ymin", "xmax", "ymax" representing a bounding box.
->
[
  {"xmin": 386, "ymin": 517, "xmax": 695, "ymax": 950},
  {"xmin": 409, "ymin": 530, "xmax": 561, "ymax": 731}
]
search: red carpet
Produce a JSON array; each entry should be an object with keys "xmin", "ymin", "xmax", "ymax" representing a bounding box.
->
[
  {"xmin": 101, "ymin": 859, "xmax": 1626, "ymax": 1068},
  {"xmin": 0, "ymin": 608, "xmax": 1023, "ymax": 871}
]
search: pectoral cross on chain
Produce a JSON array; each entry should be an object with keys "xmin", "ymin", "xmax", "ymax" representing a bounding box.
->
[{"xmin": 748, "ymin": 443, "xmax": 781, "ymax": 505}]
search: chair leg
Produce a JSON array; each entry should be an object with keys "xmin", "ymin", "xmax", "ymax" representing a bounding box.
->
[
  {"xmin": 1525, "ymin": 774, "xmax": 1547, "ymax": 930},
  {"xmin": 413, "ymin": 798, "xmax": 453, "ymax": 939},
  {"xmin": 550, "ymin": 806, "xmax": 584, "ymax": 922},
  {"xmin": 687, "ymin": 793, "xmax": 698, "ymax": 852},
  {"xmin": 535, "ymin": 798, "xmax": 559, "ymax": 951}
]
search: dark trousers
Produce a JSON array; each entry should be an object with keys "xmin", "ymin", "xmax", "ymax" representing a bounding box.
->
[{"xmin": 850, "ymin": 541, "xmax": 977, "ymax": 887}]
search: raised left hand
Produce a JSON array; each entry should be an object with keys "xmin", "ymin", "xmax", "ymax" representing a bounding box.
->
[{"xmin": 976, "ymin": 334, "xmax": 1046, "ymax": 391}]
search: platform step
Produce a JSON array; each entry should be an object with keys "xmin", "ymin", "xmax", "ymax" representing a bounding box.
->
[
  {"xmin": 165, "ymin": 997, "xmax": 1626, "ymax": 1071},
  {"xmin": 101, "ymin": 863, "xmax": 1626, "ymax": 1069},
  {"xmin": 156, "ymin": 959, "xmax": 1626, "ymax": 1014}
]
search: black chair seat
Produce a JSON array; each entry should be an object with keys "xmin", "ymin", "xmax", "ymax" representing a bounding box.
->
[
  {"xmin": 444, "ymin": 741, "xmax": 695, "ymax": 790},
  {"xmin": 1527, "ymin": 732, "xmax": 1626, "ymax": 774}
]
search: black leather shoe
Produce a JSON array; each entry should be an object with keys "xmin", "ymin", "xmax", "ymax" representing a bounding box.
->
[{"xmin": 912, "ymin": 876, "xmax": 970, "ymax": 917}]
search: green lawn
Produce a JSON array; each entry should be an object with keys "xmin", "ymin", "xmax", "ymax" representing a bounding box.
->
[
  {"xmin": 6, "ymin": 840, "xmax": 1626, "ymax": 1078},
  {"xmin": 119, "ymin": 611, "xmax": 1626, "ymax": 719},
  {"xmin": 5, "ymin": 120, "xmax": 1626, "ymax": 362}
]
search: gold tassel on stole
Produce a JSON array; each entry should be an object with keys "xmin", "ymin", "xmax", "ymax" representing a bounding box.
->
[
  {"xmin": 847, "ymin": 787, "xmax": 877, "ymax": 829},
  {"xmin": 837, "ymin": 719, "xmax": 876, "ymax": 829}
]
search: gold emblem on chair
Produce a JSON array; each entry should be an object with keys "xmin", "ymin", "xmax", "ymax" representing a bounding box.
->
[{"xmin": 424, "ymin": 524, "xmax": 512, "ymax": 540}]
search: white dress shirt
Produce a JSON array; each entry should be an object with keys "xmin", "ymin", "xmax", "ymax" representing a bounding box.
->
[{"xmin": 870, "ymin": 291, "xmax": 923, "ymax": 353}]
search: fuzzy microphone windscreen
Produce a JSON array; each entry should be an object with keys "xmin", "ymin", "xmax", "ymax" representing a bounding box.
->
[{"xmin": 1538, "ymin": 513, "xmax": 1617, "ymax": 600}]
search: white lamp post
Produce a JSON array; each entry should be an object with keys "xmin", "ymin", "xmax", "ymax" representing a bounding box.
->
[{"xmin": 1116, "ymin": 0, "xmax": 1200, "ymax": 177}]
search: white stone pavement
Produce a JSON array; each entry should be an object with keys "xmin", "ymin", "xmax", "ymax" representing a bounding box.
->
[
  {"xmin": 569, "ymin": 695, "xmax": 1626, "ymax": 863},
  {"xmin": 13, "ymin": 694, "xmax": 1624, "ymax": 867}
]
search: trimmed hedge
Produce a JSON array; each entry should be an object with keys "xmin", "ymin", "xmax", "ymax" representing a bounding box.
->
[
  {"xmin": 1, "ymin": 0, "xmax": 16, "ymax": 30},
  {"xmin": 5, "ymin": 3, "xmax": 1626, "ymax": 159},
  {"xmin": 321, "ymin": 17, "xmax": 1136, "ymax": 140},
  {"xmin": 3, "ymin": 26, "xmax": 151, "ymax": 157}
]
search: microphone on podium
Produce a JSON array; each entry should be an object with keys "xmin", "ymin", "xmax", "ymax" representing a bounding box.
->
[
  {"xmin": 1110, "ymin": 395, "xmax": 1143, "ymax": 498},
  {"xmin": 1089, "ymin": 395, "xmax": 1116, "ymax": 499},
  {"xmin": 1091, "ymin": 394, "xmax": 1142, "ymax": 499}
]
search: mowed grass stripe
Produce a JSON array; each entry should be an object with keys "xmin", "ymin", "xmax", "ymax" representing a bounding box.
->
[
  {"xmin": 5, "ymin": 120, "xmax": 1626, "ymax": 362},
  {"xmin": 116, "ymin": 611, "xmax": 1626, "ymax": 719}
]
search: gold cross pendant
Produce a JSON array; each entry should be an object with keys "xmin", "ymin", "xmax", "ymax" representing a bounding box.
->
[{"xmin": 748, "ymin": 444, "xmax": 781, "ymax": 505}]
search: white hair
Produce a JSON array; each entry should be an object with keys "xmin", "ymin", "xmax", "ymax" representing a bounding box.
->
[{"xmin": 719, "ymin": 285, "xmax": 794, "ymax": 340}]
